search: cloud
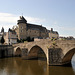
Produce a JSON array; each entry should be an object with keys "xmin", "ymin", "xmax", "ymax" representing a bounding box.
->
[
  {"xmin": 59, "ymin": 34, "xmax": 72, "ymax": 37},
  {"xmin": 0, "ymin": 13, "xmax": 18, "ymax": 24},
  {"xmin": 56, "ymin": 26, "xmax": 75, "ymax": 31},
  {"xmin": 25, "ymin": 16, "xmax": 46, "ymax": 24},
  {"xmin": 0, "ymin": 12, "xmax": 46, "ymax": 31},
  {"xmin": 47, "ymin": 23, "xmax": 75, "ymax": 37}
]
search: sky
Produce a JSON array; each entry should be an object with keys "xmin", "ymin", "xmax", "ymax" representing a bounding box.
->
[{"xmin": 0, "ymin": 0, "xmax": 75, "ymax": 37}]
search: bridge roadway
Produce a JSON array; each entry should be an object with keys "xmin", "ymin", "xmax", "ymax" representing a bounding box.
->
[{"xmin": 13, "ymin": 39, "xmax": 75, "ymax": 66}]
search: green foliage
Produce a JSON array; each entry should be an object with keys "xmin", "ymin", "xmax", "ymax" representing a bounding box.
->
[
  {"xmin": 53, "ymin": 38, "xmax": 57, "ymax": 41},
  {"xmin": 17, "ymin": 39, "xmax": 21, "ymax": 43},
  {"xmin": 24, "ymin": 41, "xmax": 27, "ymax": 43},
  {"xmin": 26, "ymin": 37, "xmax": 34, "ymax": 42},
  {"xmin": 62, "ymin": 38, "xmax": 65, "ymax": 40},
  {"xmin": 26, "ymin": 37, "xmax": 31, "ymax": 42},
  {"xmin": 17, "ymin": 37, "xmax": 34, "ymax": 43},
  {"xmin": 1, "ymin": 36, "xmax": 5, "ymax": 44},
  {"xmin": 52, "ymin": 41, "xmax": 56, "ymax": 45},
  {"xmin": 21, "ymin": 39, "xmax": 26, "ymax": 42},
  {"xmin": 51, "ymin": 38, "xmax": 57, "ymax": 41},
  {"xmin": 47, "ymin": 46, "xmax": 49, "ymax": 49},
  {"xmin": 51, "ymin": 38, "xmax": 53, "ymax": 41},
  {"xmin": 32, "ymin": 37, "xmax": 34, "ymax": 41}
]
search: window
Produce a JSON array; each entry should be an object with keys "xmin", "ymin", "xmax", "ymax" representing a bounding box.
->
[
  {"xmin": 21, "ymin": 30, "xmax": 22, "ymax": 32},
  {"xmin": 21, "ymin": 26, "xmax": 23, "ymax": 29},
  {"xmin": 9, "ymin": 39, "xmax": 10, "ymax": 42}
]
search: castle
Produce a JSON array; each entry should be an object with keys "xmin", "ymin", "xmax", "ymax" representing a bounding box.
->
[
  {"xmin": 4, "ymin": 16, "xmax": 59, "ymax": 45},
  {"xmin": 14, "ymin": 16, "xmax": 49, "ymax": 40}
]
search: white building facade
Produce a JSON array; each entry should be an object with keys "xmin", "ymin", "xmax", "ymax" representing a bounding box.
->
[{"xmin": 4, "ymin": 28, "xmax": 17, "ymax": 45}]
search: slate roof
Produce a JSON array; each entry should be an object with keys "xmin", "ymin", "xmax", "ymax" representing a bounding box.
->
[
  {"xmin": 8, "ymin": 28, "xmax": 16, "ymax": 34},
  {"xmin": 49, "ymin": 30, "xmax": 58, "ymax": 34},
  {"xmin": 17, "ymin": 16, "xmax": 47, "ymax": 32},
  {"xmin": 27, "ymin": 23, "xmax": 47, "ymax": 32},
  {"xmin": 17, "ymin": 16, "xmax": 27, "ymax": 24}
]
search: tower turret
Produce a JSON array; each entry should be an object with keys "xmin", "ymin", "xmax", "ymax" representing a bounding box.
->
[
  {"xmin": 17, "ymin": 16, "xmax": 27, "ymax": 40},
  {"xmin": 17, "ymin": 16, "xmax": 27, "ymax": 24},
  {"xmin": 1, "ymin": 27, "xmax": 4, "ymax": 33}
]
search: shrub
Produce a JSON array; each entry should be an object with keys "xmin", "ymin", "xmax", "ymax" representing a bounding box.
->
[
  {"xmin": 17, "ymin": 37, "xmax": 34, "ymax": 43},
  {"xmin": 17, "ymin": 38, "xmax": 19, "ymax": 42},
  {"xmin": 26, "ymin": 37, "xmax": 31, "ymax": 42},
  {"xmin": 1, "ymin": 36, "xmax": 5, "ymax": 44},
  {"xmin": 52, "ymin": 41, "xmax": 56, "ymax": 45}
]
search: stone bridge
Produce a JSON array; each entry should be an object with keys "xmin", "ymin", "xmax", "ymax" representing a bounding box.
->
[{"xmin": 13, "ymin": 39, "xmax": 75, "ymax": 66}]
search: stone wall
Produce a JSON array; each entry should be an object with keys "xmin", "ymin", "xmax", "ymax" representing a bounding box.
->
[
  {"xmin": 16, "ymin": 16, "xmax": 48, "ymax": 40},
  {"xmin": 21, "ymin": 48, "xmax": 28, "ymax": 59},
  {"xmin": 49, "ymin": 32, "xmax": 59, "ymax": 39},
  {"xmin": 0, "ymin": 45, "xmax": 13, "ymax": 58},
  {"xmin": 27, "ymin": 29, "xmax": 40, "ymax": 38},
  {"xmin": 18, "ymin": 23, "xmax": 27, "ymax": 39},
  {"xmin": 21, "ymin": 47, "xmax": 63, "ymax": 65},
  {"xmin": 13, "ymin": 40, "xmax": 75, "ymax": 66},
  {"xmin": 48, "ymin": 48, "xmax": 63, "ymax": 65}
]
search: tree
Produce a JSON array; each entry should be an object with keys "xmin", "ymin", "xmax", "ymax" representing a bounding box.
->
[
  {"xmin": 31, "ymin": 37, "xmax": 34, "ymax": 41},
  {"xmin": 1, "ymin": 36, "xmax": 5, "ymax": 44},
  {"xmin": 26, "ymin": 37, "xmax": 31, "ymax": 42},
  {"xmin": 17, "ymin": 38, "xmax": 21, "ymax": 43}
]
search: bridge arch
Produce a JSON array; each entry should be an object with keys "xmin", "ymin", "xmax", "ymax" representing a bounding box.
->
[
  {"xmin": 14, "ymin": 47, "xmax": 22, "ymax": 56},
  {"xmin": 28, "ymin": 45, "xmax": 47, "ymax": 60},
  {"xmin": 62, "ymin": 48, "xmax": 75, "ymax": 65}
]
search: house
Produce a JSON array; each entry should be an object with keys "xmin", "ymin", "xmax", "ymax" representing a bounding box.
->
[
  {"xmin": 4, "ymin": 28, "xmax": 17, "ymax": 45},
  {"xmin": 48, "ymin": 28, "xmax": 59, "ymax": 39}
]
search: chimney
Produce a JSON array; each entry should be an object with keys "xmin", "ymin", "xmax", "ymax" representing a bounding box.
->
[{"xmin": 51, "ymin": 28, "xmax": 53, "ymax": 31}]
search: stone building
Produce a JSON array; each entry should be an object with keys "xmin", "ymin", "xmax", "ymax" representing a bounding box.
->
[
  {"xmin": 15, "ymin": 16, "xmax": 49, "ymax": 40},
  {"xmin": 4, "ymin": 28, "xmax": 17, "ymax": 45},
  {"xmin": 48, "ymin": 28, "xmax": 59, "ymax": 39}
]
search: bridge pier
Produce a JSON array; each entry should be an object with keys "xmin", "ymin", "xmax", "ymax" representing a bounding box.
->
[
  {"xmin": 21, "ymin": 47, "xmax": 63, "ymax": 66},
  {"xmin": 14, "ymin": 40, "xmax": 75, "ymax": 66},
  {"xmin": 47, "ymin": 48, "xmax": 63, "ymax": 65},
  {"xmin": 21, "ymin": 48, "xmax": 29, "ymax": 59}
]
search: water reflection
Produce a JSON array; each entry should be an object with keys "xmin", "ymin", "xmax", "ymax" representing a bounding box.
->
[
  {"xmin": 0, "ymin": 57, "xmax": 75, "ymax": 75},
  {"xmin": 0, "ymin": 58, "xmax": 47, "ymax": 75},
  {"xmin": 49, "ymin": 66, "xmax": 75, "ymax": 75},
  {"xmin": 71, "ymin": 54, "xmax": 75, "ymax": 73}
]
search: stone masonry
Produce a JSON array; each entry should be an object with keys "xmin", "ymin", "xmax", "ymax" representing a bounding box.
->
[
  {"xmin": 13, "ymin": 39, "xmax": 75, "ymax": 66},
  {"xmin": 0, "ymin": 45, "xmax": 13, "ymax": 58}
]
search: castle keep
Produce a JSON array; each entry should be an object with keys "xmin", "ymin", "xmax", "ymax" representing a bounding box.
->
[{"xmin": 15, "ymin": 16, "xmax": 49, "ymax": 40}]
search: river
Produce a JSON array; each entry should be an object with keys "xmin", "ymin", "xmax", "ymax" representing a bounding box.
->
[{"xmin": 0, "ymin": 56, "xmax": 75, "ymax": 75}]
